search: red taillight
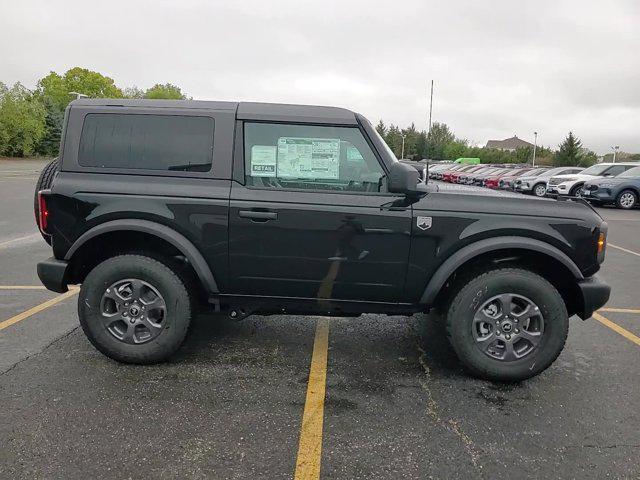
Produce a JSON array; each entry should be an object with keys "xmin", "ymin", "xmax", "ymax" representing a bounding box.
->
[{"xmin": 38, "ymin": 191, "xmax": 49, "ymax": 233}]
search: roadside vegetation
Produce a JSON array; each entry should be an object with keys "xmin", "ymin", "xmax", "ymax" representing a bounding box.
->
[{"xmin": 1, "ymin": 66, "xmax": 637, "ymax": 167}]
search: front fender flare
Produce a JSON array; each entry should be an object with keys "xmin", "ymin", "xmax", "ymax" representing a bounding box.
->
[
  {"xmin": 419, "ymin": 236, "xmax": 583, "ymax": 305},
  {"xmin": 65, "ymin": 219, "xmax": 219, "ymax": 293}
]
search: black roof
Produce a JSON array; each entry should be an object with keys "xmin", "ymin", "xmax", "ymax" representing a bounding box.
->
[{"xmin": 71, "ymin": 99, "xmax": 358, "ymax": 125}]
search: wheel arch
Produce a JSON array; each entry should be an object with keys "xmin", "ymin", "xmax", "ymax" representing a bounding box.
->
[
  {"xmin": 65, "ymin": 219, "xmax": 218, "ymax": 294},
  {"xmin": 420, "ymin": 236, "xmax": 584, "ymax": 313}
]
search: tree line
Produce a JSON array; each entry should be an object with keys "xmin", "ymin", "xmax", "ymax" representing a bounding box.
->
[
  {"xmin": 0, "ymin": 67, "xmax": 186, "ymax": 157},
  {"xmin": 0, "ymin": 66, "xmax": 614, "ymax": 167},
  {"xmin": 375, "ymin": 120, "xmax": 600, "ymax": 167}
]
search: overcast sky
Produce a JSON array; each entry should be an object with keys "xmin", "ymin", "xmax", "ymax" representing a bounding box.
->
[{"xmin": 1, "ymin": 0, "xmax": 638, "ymax": 154}]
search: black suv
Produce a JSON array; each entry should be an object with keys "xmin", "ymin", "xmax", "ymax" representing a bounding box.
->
[{"xmin": 35, "ymin": 99, "xmax": 610, "ymax": 381}]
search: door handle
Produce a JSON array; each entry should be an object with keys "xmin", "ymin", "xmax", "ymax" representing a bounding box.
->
[{"xmin": 238, "ymin": 210, "xmax": 278, "ymax": 221}]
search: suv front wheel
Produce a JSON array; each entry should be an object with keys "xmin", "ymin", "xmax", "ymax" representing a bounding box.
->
[
  {"xmin": 446, "ymin": 268, "xmax": 568, "ymax": 382},
  {"xmin": 79, "ymin": 254, "xmax": 192, "ymax": 364}
]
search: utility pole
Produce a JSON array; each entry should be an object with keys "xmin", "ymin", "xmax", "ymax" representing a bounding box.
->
[
  {"xmin": 612, "ymin": 145, "xmax": 619, "ymax": 163},
  {"xmin": 532, "ymin": 132, "xmax": 538, "ymax": 167},
  {"xmin": 401, "ymin": 134, "xmax": 407, "ymax": 159},
  {"xmin": 428, "ymin": 80, "xmax": 434, "ymax": 134}
]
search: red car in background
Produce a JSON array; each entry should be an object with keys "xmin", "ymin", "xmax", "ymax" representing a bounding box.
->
[
  {"xmin": 498, "ymin": 168, "xmax": 535, "ymax": 189},
  {"xmin": 442, "ymin": 165, "xmax": 474, "ymax": 182},
  {"xmin": 484, "ymin": 168, "xmax": 519, "ymax": 188},
  {"xmin": 450, "ymin": 165, "xmax": 483, "ymax": 183}
]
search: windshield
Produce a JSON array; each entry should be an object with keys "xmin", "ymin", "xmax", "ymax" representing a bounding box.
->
[
  {"xmin": 581, "ymin": 164, "xmax": 611, "ymax": 176},
  {"xmin": 528, "ymin": 168, "xmax": 548, "ymax": 177},
  {"xmin": 619, "ymin": 166, "xmax": 640, "ymax": 178}
]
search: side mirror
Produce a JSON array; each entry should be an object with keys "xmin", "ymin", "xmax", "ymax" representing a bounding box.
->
[{"xmin": 388, "ymin": 161, "xmax": 423, "ymax": 195}]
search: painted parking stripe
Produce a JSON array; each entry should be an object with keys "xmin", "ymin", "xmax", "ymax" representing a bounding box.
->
[
  {"xmin": 608, "ymin": 243, "xmax": 640, "ymax": 258},
  {"xmin": 593, "ymin": 312, "xmax": 640, "ymax": 347},
  {"xmin": 294, "ymin": 318, "xmax": 330, "ymax": 480},
  {"xmin": 0, "ymin": 286, "xmax": 47, "ymax": 290},
  {"xmin": 599, "ymin": 307, "xmax": 640, "ymax": 314},
  {"xmin": 0, "ymin": 233, "xmax": 40, "ymax": 249},
  {"xmin": 0, "ymin": 288, "xmax": 78, "ymax": 331}
]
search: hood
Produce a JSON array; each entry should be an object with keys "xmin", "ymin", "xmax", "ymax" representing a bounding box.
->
[
  {"xmin": 552, "ymin": 173, "xmax": 597, "ymax": 181},
  {"xmin": 413, "ymin": 190, "xmax": 602, "ymax": 224}
]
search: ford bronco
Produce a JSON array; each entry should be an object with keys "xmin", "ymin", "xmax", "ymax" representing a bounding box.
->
[{"xmin": 35, "ymin": 99, "xmax": 610, "ymax": 381}]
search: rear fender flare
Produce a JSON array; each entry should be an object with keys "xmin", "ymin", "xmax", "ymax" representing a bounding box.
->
[
  {"xmin": 419, "ymin": 236, "xmax": 583, "ymax": 305},
  {"xmin": 65, "ymin": 219, "xmax": 218, "ymax": 293}
]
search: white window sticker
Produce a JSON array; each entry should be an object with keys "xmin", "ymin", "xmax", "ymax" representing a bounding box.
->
[
  {"xmin": 250, "ymin": 145, "xmax": 277, "ymax": 177},
  {"xmin": 276, "ymin": 137, "xmax": 340, "ymax": 179}
]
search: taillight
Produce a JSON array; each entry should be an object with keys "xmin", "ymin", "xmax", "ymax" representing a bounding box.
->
[
  {"xmin": 38, "ymin": 190, "xmax": 50, "ymax": 233},
  {"xmin": 597, "ymin": 232, "xmax": 605, "ymax": 254}
]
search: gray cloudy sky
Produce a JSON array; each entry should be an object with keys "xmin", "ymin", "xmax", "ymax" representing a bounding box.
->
[{"xmin": 1, "ymin": 0, "xmax": 639, "ymax": 154}]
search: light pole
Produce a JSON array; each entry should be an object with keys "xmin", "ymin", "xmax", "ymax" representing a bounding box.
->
[
  {"xmin": 401, "ymin": 134, "xmax": 407, "ymax": 159},
  {"xmin": 611, "ymin": 145, "xmax": 619, "ymax": 163},
  {"xmin": 532, "ymin": 131, "xmax": 538, "ymax": 167},
  {"xmin": 69, "ymin": 91, "xmax": 88, "ymax": 100}
]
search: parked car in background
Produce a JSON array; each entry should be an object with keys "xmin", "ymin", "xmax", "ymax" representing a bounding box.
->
[
  {"xmin": 451, "ymin": 165, "xmax": 485, "ymax": 183},
  {"xmin": 468, "ymin": 166, "xmax": 505, "ymax": 186},
  {"xmin": 458, "ymin": 165, "xmax": 498, "ymax": 185},
  {"xmin": 547, "ymin": 163, "xmax": 639, "ymax": 197},
  {"xmin": 581, "ymin": 165, "xmax": 640, "ymax": 209},
  {"xmin": 499, "ymin": 168, "xmax": 536, "ymax": 190},
  {"xmin": 484, "ymin": 168, "xmax": 520, "ymax": 188},
  {"xmin": 443, "ymin": 165, "xmax": 476, "ymax": 182},
  {"xmin": 427, "ymin": 163, "xmax": 452, "ymax": 179},
  {"xmin": 515, "ymin": 167, "xmax": 584, "ymax": 197}
]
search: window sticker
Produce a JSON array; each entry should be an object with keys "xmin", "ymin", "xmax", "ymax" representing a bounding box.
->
[
  {"xmin": 346, "ymin": 145, "xmax": 364, "ymax": 162},
  {"xmin": 250, "ymin": 145, "xmax": 277, "ymax": 177},
  {"xmin": 277, "ymin": 137, "xmax": 340, "ymax": 179}
]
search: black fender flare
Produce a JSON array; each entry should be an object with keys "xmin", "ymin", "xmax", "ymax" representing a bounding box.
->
[
  {"xmin": 65, "ymin": 219, "xmax": 219, "ymax": 293},
  {"xmin": 419, "ymin": 236, "xmax": 583, "ymax": 305}
]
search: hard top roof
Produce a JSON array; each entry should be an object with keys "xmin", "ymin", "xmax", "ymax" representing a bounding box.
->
[{"xmin": 70, "ymin": 99, "xmax": 359, "ymax": 125}]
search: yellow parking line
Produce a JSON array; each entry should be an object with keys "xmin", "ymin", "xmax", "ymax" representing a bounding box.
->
[
  {"xmin": 593, "ymin": 312, "xmax": 640, "ymax": 346},
  {"xmin": 608, "ymin": 243, "xmax": 640, "ymax": 258},
  {"xmin": 0, "ymin": 288, "xmax": 78, "ymax": 331},
  {"xmin": 0, "ymin": 286, "xmax": 47, "ymax": 290},
  {"xmin": 294, "ymin": 318, "xmax": 330, "ymax": 480},
  {"xmin": 599, "ymin": 307, "xmax": 640, "ymax": 314}
]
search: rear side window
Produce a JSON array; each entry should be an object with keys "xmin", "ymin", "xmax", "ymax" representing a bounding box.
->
[{"xmin": 78, "ymin": 114, "xmax": 214, "ymax": 172}]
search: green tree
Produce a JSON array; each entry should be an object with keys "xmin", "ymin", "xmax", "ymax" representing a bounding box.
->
[
  {"xmin": 144, "ymin": 83, "xmax": 186, "ymax": 100},
  {"xmin": 426, "ymin": 122, "xmax": 455, "ymax": 159},
  {"xmin": 375, "ymin": 119, "xmax": 387, "ymax": 137},
  {"xmin": 554, "ymin": 132, "xmax": 583, "ymax": 166},
  {"xmin": 0, "ymin": 82, "xmax": 46, "ymax": 157},
  {"xmin": 123, "ymin": 86, "xmax": 145, "ymax": 99},
  {"xmin": 36, "ymin": 96, "xmax": 63, "ymax": 156},
  {"xmin": 37, "ymin": 67, "xmax": 123, "ymax": 112}
]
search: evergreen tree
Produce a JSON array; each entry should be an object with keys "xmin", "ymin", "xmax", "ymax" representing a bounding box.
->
[
  {"xmin": 36, "ymin": 97, "xmax": 63, "ymax": 156},
  {"xmin": 375, "ymin": 120, "xmax": 387, "ymax": 137},
  {"xmin": 554, "ymin": 132, "xmax": 583, "ymax": 166}
]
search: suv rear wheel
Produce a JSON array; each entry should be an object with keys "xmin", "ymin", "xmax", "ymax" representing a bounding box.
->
[
  {"xmin": 446, "ymin": 268, "xmax": 568, "ymax": 382},
  {"xmin": 79, "ymin": 254, "xmax": 192, "ymax": 364},
  {"xmin": 616, "ymin": 189, "xmax": 637, "ymax": 209}
]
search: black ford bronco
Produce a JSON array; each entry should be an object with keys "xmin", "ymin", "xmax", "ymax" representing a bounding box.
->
[{"xmin": 35, "ymin": 99, "xmax": 610, "ymax": 381}]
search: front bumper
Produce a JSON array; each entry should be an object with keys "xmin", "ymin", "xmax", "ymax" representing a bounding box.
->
[
  {"xmin": 37, "ymin": 257, "xmax": 70, "ymax": 293},
  {"xmin": 581, "ymin": 189, "xmax": 615, "ymax": 203},
  {"xmin": 577, "ymin": 274, "xmax": 611, "ymax": 320}
]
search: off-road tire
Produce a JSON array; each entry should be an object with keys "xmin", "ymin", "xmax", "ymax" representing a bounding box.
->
[
  {"xmin": 616, "ymin": 189, "xmax": 637, "ymax": 210},
  {"xmin": 446, "ymin": 268, "xmax": 568, "ymax": 382},
  {"xmin": 78, "ymin": 254, "xmax": 192, "ymax": 364},
  {"xmin": 33, "ymin": 157, "xmax": 60, "ymax": 243}
]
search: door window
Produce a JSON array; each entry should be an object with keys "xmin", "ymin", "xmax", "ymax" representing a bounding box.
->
[
  {"xmin": 604, "ymin": 165, "xmax": 626, "ymax": 176},
  {"xmin": 244, "ymin": 123, "xmax": 385, "ymax": 192}
]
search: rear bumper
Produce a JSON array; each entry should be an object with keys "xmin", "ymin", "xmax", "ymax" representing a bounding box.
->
[
  {"xmin": 577, "ymin": 274, "xmax": 611, "ymax": 320},
  {"xmin": 37, "ymin": 257, "xmax": 69, "ymax": 293}
]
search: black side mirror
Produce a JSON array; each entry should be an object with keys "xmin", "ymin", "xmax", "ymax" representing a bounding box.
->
[{"xmin": 388, "ymin": 161, "xmax": 423, "ymax": 195}]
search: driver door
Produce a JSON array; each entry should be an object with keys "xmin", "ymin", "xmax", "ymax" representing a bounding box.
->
[{"xmin": 228, "ymin": 122, "xmax": 412, "ymax": 302}]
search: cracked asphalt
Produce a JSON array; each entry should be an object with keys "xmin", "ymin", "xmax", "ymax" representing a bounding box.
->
[{"xmin": 1, "ymin": 160, "xmax": 639, "ymax": 479}]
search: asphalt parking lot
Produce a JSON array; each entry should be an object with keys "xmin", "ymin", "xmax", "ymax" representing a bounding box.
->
[{"xmin": 1, "ymin": 160, "xmax": 639, "ymax": 479}]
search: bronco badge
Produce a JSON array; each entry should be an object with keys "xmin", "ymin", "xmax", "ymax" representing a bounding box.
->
[{"xmin": 416, "ymin": 216, "xmax": 432, "ymax": 230}]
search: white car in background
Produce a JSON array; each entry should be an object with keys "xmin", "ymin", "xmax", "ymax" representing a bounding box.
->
[
  {"xmin": 547, "ymin": 163, "xmax": 639, "ymax": 197},
  {"xmin": 515, "ymin": 166, "xmax": 584, "ymax": 197}
]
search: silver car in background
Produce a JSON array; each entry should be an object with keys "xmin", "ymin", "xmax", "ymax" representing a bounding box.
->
[{"xmin": 515, "ymin": 166, "xmax": 584, "ymax": 197}]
